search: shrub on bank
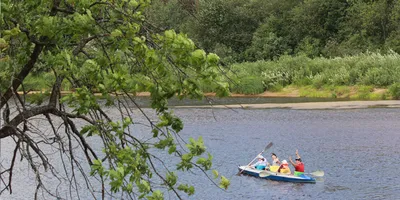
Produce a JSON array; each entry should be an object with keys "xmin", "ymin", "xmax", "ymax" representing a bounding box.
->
[
  {"xmin": 230, "ymin": 76, "xmax": 264, "ymax": 94},
  {"xmin": 355, "ymin": 85, "xmax": 374, "ymax": 100},
  {"xmin": 389, "ymin": 83, "xmax": 400, "ymax": 100},
  {"xmin": 230, "ymin": 52, "xmax": 400, "ymax": 94}
]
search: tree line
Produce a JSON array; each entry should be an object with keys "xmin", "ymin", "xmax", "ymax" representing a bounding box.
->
[{"xmin": 147, "ymin": 0, "xmax": 400, "ymax": 63}]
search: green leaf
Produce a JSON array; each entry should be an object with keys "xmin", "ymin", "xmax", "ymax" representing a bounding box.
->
[
  {"xmin": 123, "ymin": 117, "xmax": 132, "ymax": 128},
  {"xmin": 191, "ymin": 49, "xmax": 206, "ymax": 63},
  {"xmin": 147, "ymin": 190, "xmax": 164, "ymax": 200},
  {"xmin": 85, "ymin": 9, "xmax": 94, "ymax": 20},
  {"xmin": 207, "ymin": 53, "xmax": 220, "ymax": 64},
  {"xmin": 219, "ymin": 176, "xmax": 230, "ymax": 190},
  {"xmin": 177, "ymin": 184, "xmax": 195, "ymax": 195},
  {"xmin": 111, "ymin": 29, "xmax": 123, "ymax": 38},
  {"xmin": 154, "ymin": 137, "xmax": 173, "ymax": 149},
  {"xmin": 168, "ymin": 145, "xmax": 176, "ymax": 154},
  {"xmin": 80, "ymin": 125, "xmax": 91, "ymax": 135},
  {"xmin": 165, "ymin": 172, "xmax": 177, "ymax": 187},
  {"xmin": 177, "ymin": 153, "xmax": 193, "ymax": 171},
  {"xmin": 138, "ymin": 180, "xmax": 151, "ymax": 193},
  {"xmin": 152, "ymin": 128, "xmax": 159, "ymax": 137},
  {"xmin": 196, "ymin": 152, "xmax": 213, "ymax": 170},
  {"xmin": 129, "ymin": 0, "xmax": 139, "ymax": 8},
  {"xmin": 186, "ymin": 137, "xmax": 206, "ymax": 156},
  {"xmin": 171, "ymin": 117, "xmax": 183, "ymax": 132},
  {"xmin": 109, "ymin": 170, "xmax": 120, "ymax": 180},
  {"xmin": 0, "ymin": 38, "xmax": 9, "ymax": 50},
  {"xmin": 164, "ymin": 30, "xmax": 176, "ymax": 40},
  {"xmin": 125, "ymin": 183, "xmax": 133, "ymax": 193},
  {"xmin": 10, "ymin": 25, "xmax": 21, "ymax": 36},
  {"xmin": 90, "ymin": 159, "xmax": 104, "ymax": 176},
  {"xmin": 212, "ymin": 170, "xmax": 219, "ymax": 178}
]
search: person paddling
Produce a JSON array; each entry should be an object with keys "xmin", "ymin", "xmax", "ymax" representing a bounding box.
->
[
  {"xmin": 251, "ymin": 155, "xmax": 268, "ymax": 170},
  {"xmin": 289, "ymin": 149, "xmax": 305, "ymax": 176}
]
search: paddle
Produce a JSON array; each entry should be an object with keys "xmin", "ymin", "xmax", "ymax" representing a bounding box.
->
[
  {"xmin": 237, "ymin": 142, "xmax": 273, "ymax": 175},
  {"xmin": 306, "ymin": 170, "xmax": 324, "ymax": 177},
  {"xmin": 259, "ymin": 171, "xmax": 271, "ymax": 178}
]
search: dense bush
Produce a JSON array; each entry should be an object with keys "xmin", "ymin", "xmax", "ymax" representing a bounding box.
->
[
  {"xmin": 230, "ymin": 76, "xmax": 264, "ymax": 94},
  {"xmin": 389, "ymin": 83, "xmax": 400, "ymax": 100},
  {"xmin": 230, "ymin": 52, "xmax": 400, "ymax": 93}
]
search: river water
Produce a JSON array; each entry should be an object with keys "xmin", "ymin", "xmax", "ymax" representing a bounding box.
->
[
  {"xmin": 1, "ymin": 107, "xmax": 400, "ymax": 200},
  {"xmin": 174, "ymin": 108, "xmax": 400, "ymax": 200}
]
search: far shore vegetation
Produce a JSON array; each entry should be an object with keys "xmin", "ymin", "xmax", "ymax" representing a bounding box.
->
[
  {"xmin": 22, "ymin": 52, "xmax": 400, "ymax": 101},
  {"xmin": 16, "ymin": 0, "xmax": 400, "ymax": 101}
]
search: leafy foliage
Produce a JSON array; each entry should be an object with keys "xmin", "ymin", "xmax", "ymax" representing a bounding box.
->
[
  {"xmin": 144, "ymin": 0, "xmax": 400, "ymax": 61},
  {"xmin": 0, "ymin": 0, "xmax": 230, "ymax": 199},
  {"xmin": 389, "ymin": 83, "xmax": 400, "ymax": 100}
]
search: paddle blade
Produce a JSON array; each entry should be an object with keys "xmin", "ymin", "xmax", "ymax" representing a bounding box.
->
[
  {"xmin": 264, "ymin": 142, "xmax": 273, "ymax": 151},
  {"xmin": 310, "ymin": 170, "xmax": 324, "ymax": 177},
  {"xmin": 259, "ymin": 171, "xmax": 270, "ymax": 178}
]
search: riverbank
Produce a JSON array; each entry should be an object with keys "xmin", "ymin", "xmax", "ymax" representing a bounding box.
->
[
  {"xmin": 174, "ymin": 100, "xmax": 400, "ymax": 110},
  {"xmin": 20, "ymin": 86, "xmax": 388, "ymax": 98},
  {"xmin": 18, "ymin": 89, "xmax": 400, "ymax": 110}
]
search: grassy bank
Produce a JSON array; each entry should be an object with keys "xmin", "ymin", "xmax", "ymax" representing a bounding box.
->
[
  {"xmin": 228, "ymin": 52, "xmax": 400, "ymax": 100},
  {"xmin": 19, "ymin": 53, "xmax": 400, "ymax": 100}
]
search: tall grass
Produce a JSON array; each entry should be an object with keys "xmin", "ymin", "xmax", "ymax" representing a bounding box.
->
[{"xmin": 230, "ymin": 52, "xmax": 400, "ymax": 91}]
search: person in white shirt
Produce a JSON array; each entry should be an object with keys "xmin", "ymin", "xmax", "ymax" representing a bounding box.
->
[{"xmin": 251, "ymin": 155, "xmax": 268, "ymax": 170}]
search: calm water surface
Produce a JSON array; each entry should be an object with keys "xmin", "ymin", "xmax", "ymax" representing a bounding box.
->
[
  {"xmin": 175, "ymin": 108, "xmax": 400, "ymax": 200},
  {"xmin": 2, "ymin": 107, "xmax": 400, "ymax": 200}
]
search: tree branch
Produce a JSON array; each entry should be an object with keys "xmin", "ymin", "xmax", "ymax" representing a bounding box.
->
[
  {"xmin": 0, "ymin": 44, "xmax": 44, "ymax": 110},
  {"xmin": 72, "ymin": 34, "xmax": 109, "ymax": 56},
  {"xmin": 0, "ymin": 104, "xmax": 96, "ymax": 139},
  {"xmin": 0, "ymin": 140, "xmax": 20, "ymax": 195}
]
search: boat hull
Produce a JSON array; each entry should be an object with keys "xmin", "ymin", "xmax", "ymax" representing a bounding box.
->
[{"xmin": 238, "ymin": 166, "xmax": 316, "ymax": 183}]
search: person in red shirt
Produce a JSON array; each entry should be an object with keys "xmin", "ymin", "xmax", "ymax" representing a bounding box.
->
[{"xmin": 289, "ymin": 149, "xmax": 305, "ymax": 176}]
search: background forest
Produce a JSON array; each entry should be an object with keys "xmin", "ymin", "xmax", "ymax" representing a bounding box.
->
[{"xmin": 148, "ymin": 0, "xmax": 400, "ymax": 61}]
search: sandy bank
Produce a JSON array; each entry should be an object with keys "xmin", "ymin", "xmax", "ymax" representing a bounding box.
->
[{"xmin": 173, "ymin": 100, "xmax": 400, "ymax": 110}]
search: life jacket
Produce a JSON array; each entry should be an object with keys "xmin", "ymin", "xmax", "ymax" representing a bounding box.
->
[
  {"xmin": 270, "ymin": 165, "xmax": 279, "ymax": 172},
  {"xmin": 278, "ymin": 164, "xmax": 291, "ymax": 174}
]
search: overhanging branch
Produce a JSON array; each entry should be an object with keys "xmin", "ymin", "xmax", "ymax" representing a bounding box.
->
[
  {"xmin": 0, "ymin": 44, "xmax": 44, "ymax": 110},
  {"xmin": 0, "ymin": 104, "xmax": 96, "ymax": 139}
]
